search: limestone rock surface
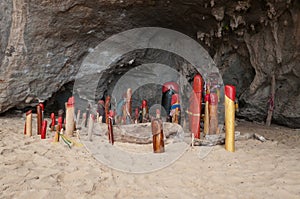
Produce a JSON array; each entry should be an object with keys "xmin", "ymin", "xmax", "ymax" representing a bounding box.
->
[{"xmin": 0, "ymin": 0, "xmax": 299, "ymax": 127}]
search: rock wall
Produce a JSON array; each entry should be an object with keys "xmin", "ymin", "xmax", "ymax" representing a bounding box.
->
[{"xmin": 0, "ymin": 0, "xmax": 299, "ymax": 127}]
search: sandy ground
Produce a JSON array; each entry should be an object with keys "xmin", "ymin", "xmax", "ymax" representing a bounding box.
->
[{"xmin": 1, "ymin": 115, "xmax": 300, "ymax": 199}]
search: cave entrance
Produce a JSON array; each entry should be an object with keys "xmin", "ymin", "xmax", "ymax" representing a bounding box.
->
[
  {"xmin": 73, "ymin": 27, "xmax": 225, "ymax": 135},
  {"xmin": 130, "ymin": 83, "xmax": 164, "ymax": 117}
]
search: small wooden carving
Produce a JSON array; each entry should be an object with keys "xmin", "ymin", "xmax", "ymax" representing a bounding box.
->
[{"xmin": 151, "ymin": 119, "xmax": 165, "ymax": 153}]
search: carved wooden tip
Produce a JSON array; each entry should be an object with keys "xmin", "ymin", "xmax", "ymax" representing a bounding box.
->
[
  {"xmin": 142, "ymin": 100, "xmax": 148, "ymax": 108},
  {"xmin": 162, "ymin": 81, "xmax": 179, "ymax": 93},
  {"xmin": 151, "ymin": 119, "xmax": 162, "ymax": 135},
  {"xmin": 210, "ymin": 93, "xmax": 218, "ymax": 105},
  {"xmin": 193, "ymin": 73, "xmax": 203, "ymax": 92},
  {"xmin": 67, "ymin": 96, "xmax": 75, "ymax": 107},
  {"xmin": 225, "ymin": 85, "xmax": 236, "ymax": 101},
  {"xmin": 39, "ymin": 103, "xmax": 44, "ymax": 111}
]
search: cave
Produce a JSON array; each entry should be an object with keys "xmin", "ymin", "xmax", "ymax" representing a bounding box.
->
[
  {"xmin": 0, "ymin": 0, "xmax": 299, "ymax": 128},
  {"xmin": 1, "ymin": 1, "xmax": 300, "ymax": 197}
]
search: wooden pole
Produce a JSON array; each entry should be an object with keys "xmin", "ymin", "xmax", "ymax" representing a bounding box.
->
[
  {"xmin": 125, "ymin": 88, "xmax": 132, "ymax": 124},
  {"xmin": 58, "ymin": 109, "xmax": 64, "ymax": 131},
  {"xmin": 36, "ymin": 105, "xmax": 42, "ymax": 135},
  {"xmin": 108, "ymin": 110, "xmax": 114, "ymax": 145},
  {"xmin": 105, "ymin": 96, "xmax": 111, "ymax": 124},
  {"xmin": 266, "ymin": 73, "xmax": 276, "ymax": 126},
  {"xmin": 203, "ymin": 94, "xmax": 210, "ymax": 135},
  {"xmin": 50, "ymin": 113, "xmax": 56, "ymax": 131},
  {"xmin": 41, "ymin": 120, "xmax": 47, "ymax": 139},
  {"xmin": 25, "ymin": 110, "xmax": 32, "ymax": 137},
  {"xmin": 151, "ymin": 118, "xmax": 165, "ymax": 153},
  {"xmin": 39, "ymin": 103, "xmax": 44, "ymax": 122},
  {"xmin": 189, "ymin": 74, "xmax": 203, "ymax": 138},
  {"xmin": 209, "ymin": 93, "xmax": 218, "ymax": 134},
  {"xmin": 54, "ymin": 125, "xmax": 60, "ymax": 142},
  {"xmin": 225, "ymin": 85, "xmax": 236, "ymax": 152},
  {"xmin": 65, "ymin": 97, "xmax": 75, "ymax": 137}
]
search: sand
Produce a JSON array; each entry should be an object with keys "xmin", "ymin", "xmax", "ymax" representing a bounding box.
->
[{"xmin": 1, "ymin": 115, "xmax": 300, "ymax": 199}]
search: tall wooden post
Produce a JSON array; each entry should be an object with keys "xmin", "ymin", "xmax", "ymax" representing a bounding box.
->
[
  {"xmin": 54, "ymin": 125, "xmax": 60, "ymax": 142},
  {"xmin": 25, "ymin": 110, "xmax": 32, "ymax": 137},
  {"xmin": 125, "ymin": 88, "xmax": 132, "ymax": 124},
  {"xmin": 209, "ymin": 93, "xmax": 218, "ymax": 134},
  {"xmin": 36, "ymin": 105, "xmax": 42, "ymax": 135},
  {"xmin": 203, "ymin": 94, "xmax": 210, "ymax": 135},
  {"xmin": 225, "ymin": 85, "xmax": 236, "ymax": 152},
  {"xmin": 65, "ymin": 96, "xmax": 75, "ymax": 137},
  {"xmin": 58, "ymin": 109, "xmax": 64, "ymax": 130},
  {"xmin": 50, "ymin": 113, "xmax": 56, "ymax": 131},
  {"xmin": 189, "ymin": 74, "xmax": 203, "ymax": 138},
  {"xmin": 41, "ymin": 120, "xmax": 47, "ymax": 139},
  {"xmin": 39, "ymin": 103, "xmax": 44, "ymax": 122}
]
